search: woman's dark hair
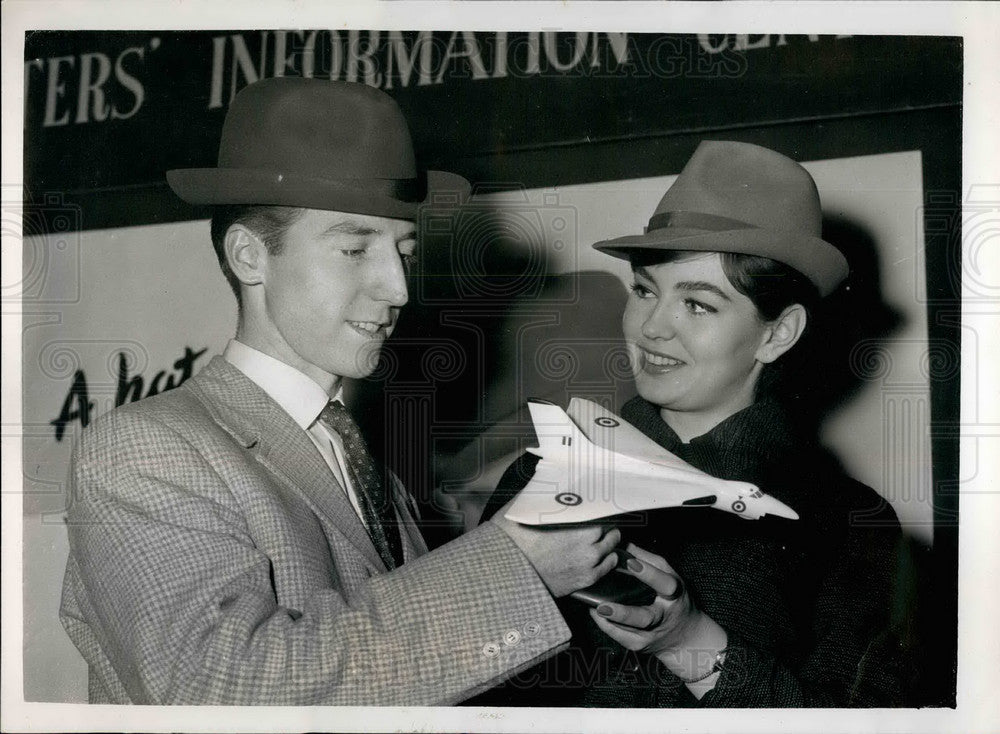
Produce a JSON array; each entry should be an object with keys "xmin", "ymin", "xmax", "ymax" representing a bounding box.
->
[
  {"xmin": 210, "ymin": 205, "xmax": 304, "ymax": 308},
  {"xmin": 629, "ymin": 249, "xmax": 821, "ymax": 401}
]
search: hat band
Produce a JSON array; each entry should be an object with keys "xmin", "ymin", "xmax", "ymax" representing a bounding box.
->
[
  {"xmin": 208, "ymin": 167, "xmax": 429, "ymax": 203},
  {"xmin": 345, "ymin": 173, "xmax": 427, "ymax": 202},
  {"xmin": 290, "ymin": 171, "xmax": 429, "ymax": 203},
  {"xmin": 645, "ymin": 211, "xmax": 755, "ymax": 235}
]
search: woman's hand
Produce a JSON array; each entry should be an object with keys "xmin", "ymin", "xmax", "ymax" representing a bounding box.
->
[{"xmin": 590, "ymin": 543, "xmax": 727, "ymax": 688}]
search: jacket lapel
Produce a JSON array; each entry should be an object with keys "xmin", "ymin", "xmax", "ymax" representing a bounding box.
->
[{"xmin": 188, "ymin": 356, "xmax": 387, "ymax": 572}]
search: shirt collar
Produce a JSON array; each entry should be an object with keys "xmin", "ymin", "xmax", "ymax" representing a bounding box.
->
[{"xmin": 224, "ymin": 339, "xmax": 342, "ymax": 429}]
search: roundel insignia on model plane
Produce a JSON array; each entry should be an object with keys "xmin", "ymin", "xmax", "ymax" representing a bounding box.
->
[
  {"xmin": 595, "ymin": 417, "xmax": 620, "ymax": 428},
  {"xmin": 556, "ymin": 492, "xmax": 583, "ymax": 506},
  {"xmin": 731, "ymin": 500, "xmax": 747, "ymax": 513}
]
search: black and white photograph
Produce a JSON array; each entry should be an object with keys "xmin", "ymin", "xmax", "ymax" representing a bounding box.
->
[{"xmin": 3, "ymin": 2, "xmax": 998, "ymax": 732}]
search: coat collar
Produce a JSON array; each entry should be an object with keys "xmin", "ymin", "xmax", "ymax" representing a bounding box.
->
[
  {"xmin": 185, "ymin": 356, "xmax": 388, "ymax": 572},
  {"xmin": 222, "ymin": 339, "xmax": 341, "ymax": 430},
  {"xmin": 620, "ymin": 396, "xmax": 801, "ymax": 484}
]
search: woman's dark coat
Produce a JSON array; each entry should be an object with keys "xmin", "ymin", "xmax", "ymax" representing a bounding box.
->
[{"xmin": 473, "ymin": 397, "xmax": 909, "ymax": 707}]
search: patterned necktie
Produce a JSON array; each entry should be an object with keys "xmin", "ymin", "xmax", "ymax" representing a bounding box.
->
[{"xmin": 318, "ymin": 400, "xmax": 404, "ymax": 570}]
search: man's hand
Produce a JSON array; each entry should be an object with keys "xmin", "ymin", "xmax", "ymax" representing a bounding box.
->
[{"xmin": 490, "ymin": 501, "xmax": 621, "ymax": 598}]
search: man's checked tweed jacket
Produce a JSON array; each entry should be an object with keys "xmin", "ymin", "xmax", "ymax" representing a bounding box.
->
[{"xmin": 60, "ymin": 356, "xmax": 570, "ymax": 705}]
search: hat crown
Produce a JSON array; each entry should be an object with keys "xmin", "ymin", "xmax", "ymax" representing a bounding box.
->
[
  {"xmin": 653, "ymin": 141, "xmax": 822, "ymax": 237},
  {"xmin": 218, "ymin": 77, "xmax": 417, "ymax": 179},
  {"xmin": 593, "ymin": 140, "xmax": 848, "ymax": 297},
  {"xmin": 166, "ymin": 77, "xmax": 468, "ymax": 219}
]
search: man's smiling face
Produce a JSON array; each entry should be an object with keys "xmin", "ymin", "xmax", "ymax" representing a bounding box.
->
[{"xmin": 251, "ymin": 208, "xmax": 417, "ymax": 387}]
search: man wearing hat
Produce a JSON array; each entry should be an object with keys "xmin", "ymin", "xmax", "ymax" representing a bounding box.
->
[{"xmin": 59, "ymin": 77, "xmax": 621, "ymax": 705}]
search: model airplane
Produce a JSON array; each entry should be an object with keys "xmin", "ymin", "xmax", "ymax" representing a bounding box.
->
[{"xmin": 504, "ymin": 397, "xmax": 799, "ymax": 525}]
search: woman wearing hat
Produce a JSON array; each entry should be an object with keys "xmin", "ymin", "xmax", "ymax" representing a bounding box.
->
[{"xmin": 477, "ymin": 141, "xmax": 906, "ymax": 707}]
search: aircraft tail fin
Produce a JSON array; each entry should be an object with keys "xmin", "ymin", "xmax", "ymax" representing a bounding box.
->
[{"xmin": 525, "ymin": 399, "xmax": 591, "ymax": 459}]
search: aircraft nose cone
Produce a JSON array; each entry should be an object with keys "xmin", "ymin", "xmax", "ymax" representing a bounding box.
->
[{"xmin": 758, "ymin": 494, "xmax": 799, "ymax": 520}]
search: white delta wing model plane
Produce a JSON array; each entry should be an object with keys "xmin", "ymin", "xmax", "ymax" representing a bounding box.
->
[{"xmin": 504, "ymin": 397, "xmax": 799, "ymax": 526}]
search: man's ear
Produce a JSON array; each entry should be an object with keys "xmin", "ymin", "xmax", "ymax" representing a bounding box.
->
[
  {"xmin": 756, "ymin": 304, "xmax": 808, "ymax": 364},
  {"xmin": 223, "ymin": 224, "xmax": 266, "ymax": 288}
]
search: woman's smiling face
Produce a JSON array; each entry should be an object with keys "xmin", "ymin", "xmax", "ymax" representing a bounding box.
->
[{"xmin": 623, "ymin": 253, "xmax": 774, "ymax": 437}]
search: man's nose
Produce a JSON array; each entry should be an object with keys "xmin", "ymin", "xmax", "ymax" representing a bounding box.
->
[
  {"xmin": 372, "ymin": 248, "xmax": 409, "ymax": 307},
  {"xmin": 641, "ymin": 303, "xmax": 677, "ymax": 340}
]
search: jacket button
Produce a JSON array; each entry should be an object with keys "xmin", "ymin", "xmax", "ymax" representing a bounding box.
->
[
  {"xmin": 503, "ymin": 629, "xmax": 522, "ymax": 646},
  {"xmin": 482, "ymin": 642, "xmax": 501, "ymax": 659},
  {"xmin": 523, "ymin": 622, "xmax": 540, "ymax": 637}
]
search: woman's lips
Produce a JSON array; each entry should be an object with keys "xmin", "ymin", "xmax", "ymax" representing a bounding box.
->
[{"xmin": 639, "ymin": 347, "xmax": 686, "ymax": 374}]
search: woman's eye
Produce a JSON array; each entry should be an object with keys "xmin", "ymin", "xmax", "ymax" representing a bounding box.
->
[
  {"xmin": 340, "ymin": 248, "xmax": 366, "ymax": 258},
  {"xmin": 684, "ymin": 298, "xmax": 716, "ymax": 315},
  {"xmin": 629, "ymin": 282, "xmax": 655, "ymax": 298}
]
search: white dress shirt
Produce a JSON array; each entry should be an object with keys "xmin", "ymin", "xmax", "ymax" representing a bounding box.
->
[{"xmin": 223, "ymin": 339, "xmax": 368, "ymax": 527}]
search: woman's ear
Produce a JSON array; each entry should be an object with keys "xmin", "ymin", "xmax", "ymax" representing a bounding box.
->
[
  {"xmin": 756, "ymin": 304, "xmax": 808, "ymax": 364},
  {"xmin": 224, "ymin": 224, "xmax": 266, "ymax": 288}
]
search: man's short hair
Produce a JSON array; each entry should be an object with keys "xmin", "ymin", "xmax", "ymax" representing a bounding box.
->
[{"xmin": 210, "ymin": 205, "xmax": 304, "ymax": 307}]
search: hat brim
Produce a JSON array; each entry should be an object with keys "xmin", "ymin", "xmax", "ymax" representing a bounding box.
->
[
  {"xmin": 166, "ymin": 168, "xmax": 470, "ymax": 221},
  {"xmin": 594, "ymin": 226, "xmax": 848, "ymax": 297}
]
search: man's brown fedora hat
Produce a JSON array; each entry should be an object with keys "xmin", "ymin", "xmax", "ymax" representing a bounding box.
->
[
  {"xmin": 594, "ymin": 141, "xmax": 849, "ymax": 297},
  {"xmin": 167, "ymin": 77, "xmax": 468, "ymax": 220}
]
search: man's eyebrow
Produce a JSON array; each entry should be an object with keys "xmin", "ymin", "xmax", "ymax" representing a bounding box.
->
[
  {"xmin": 321, "ymin": 219, "xmax": 380, "ymax": 237},
  {"xmin": 321, "ymin": 219, "xmax": 416, "ymax": 242},
  {"xmin": 633, "ymin": 265, "xmax": 654, "ymax": 281},
  {"xmin": 674, "ymin": 280, "xmax": 732, "ymax": 301}
]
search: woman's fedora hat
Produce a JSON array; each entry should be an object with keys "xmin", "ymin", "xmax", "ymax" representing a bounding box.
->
[
  {"xmin": 594, "ymin": 141, "xmax": 849, "ymax": 296},
  {"xmin": 167, "ymin": 77, "xmax": 468, "ymax": 220}
]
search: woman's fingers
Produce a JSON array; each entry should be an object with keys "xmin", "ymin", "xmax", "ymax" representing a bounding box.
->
[
  {"xmin": 587, "ymin": 545, "xmax": 705, "ymax": 658},
  {"xmin": 595, "ymin": 600, "xmax": 664, "ymax": 630},
  {"xmin": 622, "ymin": 543, "xmax": 684, "ymax": 599},
  {"xmin": 658, "ymin": 574, "xmax": 684, "ymax": 601},
  {"xmin": 590, "ymin": 609, "xmax": 649, "ymax": 650},
  {"xmin": 621, "ymin": 555, "xmax": 684, "ymax": 600},
  {"xmin": 624, "ymin": 542, "xmax": 675, "ymax": 573}
]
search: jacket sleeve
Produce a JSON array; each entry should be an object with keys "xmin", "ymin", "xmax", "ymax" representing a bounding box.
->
[
  {"xmin": 697, "ymin": 502, "xmax": 909, "ymax": 707},
  {"xmin": 59, "ymin": 408, "xmax": 570, "ymax": 706}
]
